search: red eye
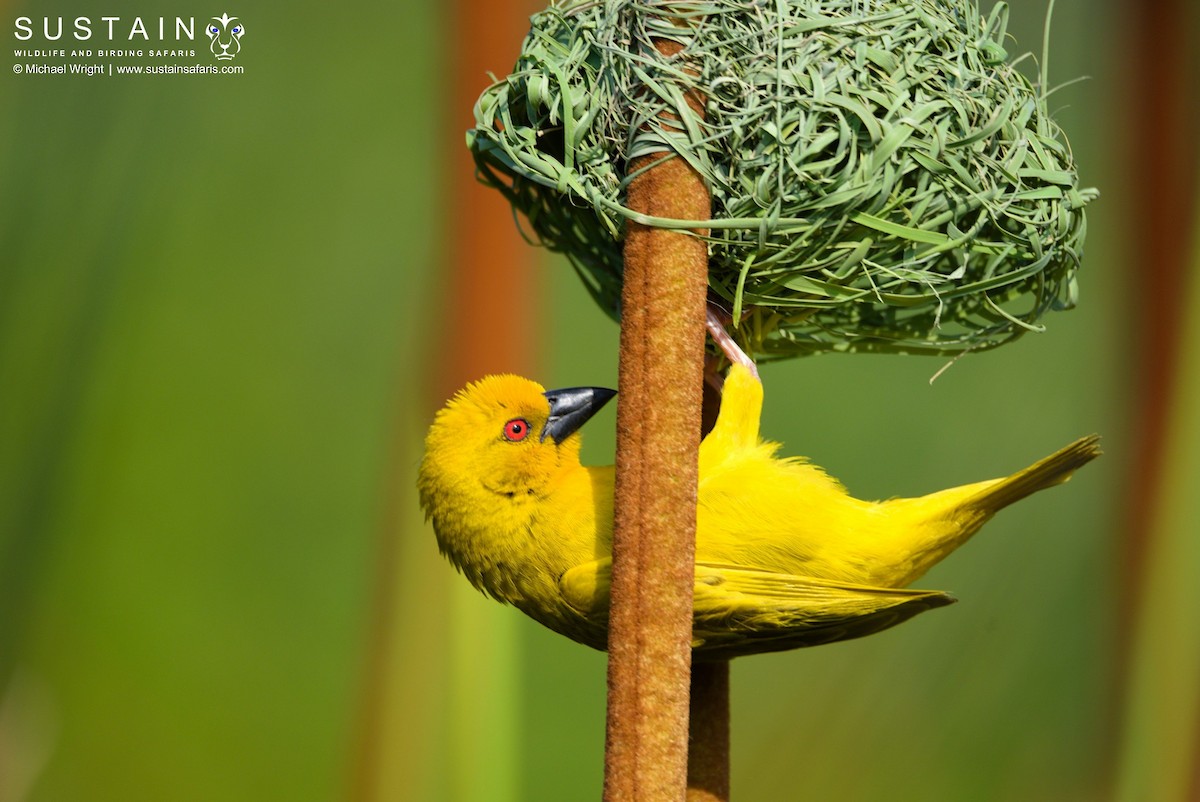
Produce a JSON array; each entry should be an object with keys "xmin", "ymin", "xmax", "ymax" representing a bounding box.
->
[{"xmin": 503, "ymin": 418, "xmax": 530, "ymax": 442}]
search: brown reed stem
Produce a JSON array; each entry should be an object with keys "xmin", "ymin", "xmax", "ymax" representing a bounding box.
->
[
  {"xmin": 687, "ymin": 661, "xmax": 731, "ymax": 802},
  {"xmin": 346, "ymin": 2, "xmax": 539, "ymax": 799},
  {"xmin": 687, "ymin": 379, "xmax": 731, "ymax": 802},
  {"xmin": 602, "ymin": 35, "xmax": 711, "ymax": 801}
]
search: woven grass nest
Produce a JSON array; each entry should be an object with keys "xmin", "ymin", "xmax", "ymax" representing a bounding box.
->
[{"xmin": 468, "ymin": 0, "xmax": 1097, "ymax": 358}]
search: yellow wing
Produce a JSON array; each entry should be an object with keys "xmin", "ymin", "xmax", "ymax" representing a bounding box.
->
[{"xmin": 559, "ymin": 559, "xmax": 955, "ymax": 660}]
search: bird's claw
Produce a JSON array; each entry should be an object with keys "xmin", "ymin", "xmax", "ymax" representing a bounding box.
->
[{"xmin": 705, "ymin": 303, "xmax": 760, "ymax": 381}]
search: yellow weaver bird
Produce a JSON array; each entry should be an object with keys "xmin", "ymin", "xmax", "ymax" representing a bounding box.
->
[{"xmin": 418, "ymin": 359, "xmax": 1100, "ymax": 660}]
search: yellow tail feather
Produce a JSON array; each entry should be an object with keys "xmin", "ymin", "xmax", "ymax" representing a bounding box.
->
[{"xmin": 966, "ymin": 434, "xmax": 1102, "ymax": 515}]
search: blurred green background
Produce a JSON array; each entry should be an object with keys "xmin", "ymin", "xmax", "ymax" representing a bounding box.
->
[{"xmin": 1, "ymin": 1, "xmax": 1196, "ymax": 801}]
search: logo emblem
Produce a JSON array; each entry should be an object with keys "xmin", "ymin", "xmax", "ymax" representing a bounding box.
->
[{"xmin": 206, "ymin": 13, "xmax": 244, "ymax": 61}]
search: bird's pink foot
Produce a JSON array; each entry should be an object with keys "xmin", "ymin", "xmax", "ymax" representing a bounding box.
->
[{"xmin": 706, "ymin": 304, "xmax": 759, "ymax": 381}]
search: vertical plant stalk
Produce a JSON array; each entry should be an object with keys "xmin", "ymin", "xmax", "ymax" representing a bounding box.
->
[
  {"xmin": 347, "ymin": 2, "xmax": 538, "ymax": 800},
  {"xmin": 687, "ymin": 661, "xmax": 731, "ymax": 802},
  {"xmin": 602, "ymin": 35, "xmax": 711, "ymax": 801},
  {"xmin": 1110, "ymin": 0, "xmax": 1197, "ymax": 796},
  {"xmin": 688, "ymin": 380, "xmax": 731, "ymax": 802},
  {"xmin": 1117, "ymin": 0, "xmax": 1195, "ymax": 632}
]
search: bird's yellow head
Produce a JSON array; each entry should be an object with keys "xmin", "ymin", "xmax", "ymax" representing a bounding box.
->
[{"xmin": 419, "ymin": 374, "xmax": 616, "ymax": 508}]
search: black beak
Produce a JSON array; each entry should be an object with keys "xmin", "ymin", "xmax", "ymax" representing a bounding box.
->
[{"xmin": 541, "ymin": 386, "xmax": 617, "ymax": 444}]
